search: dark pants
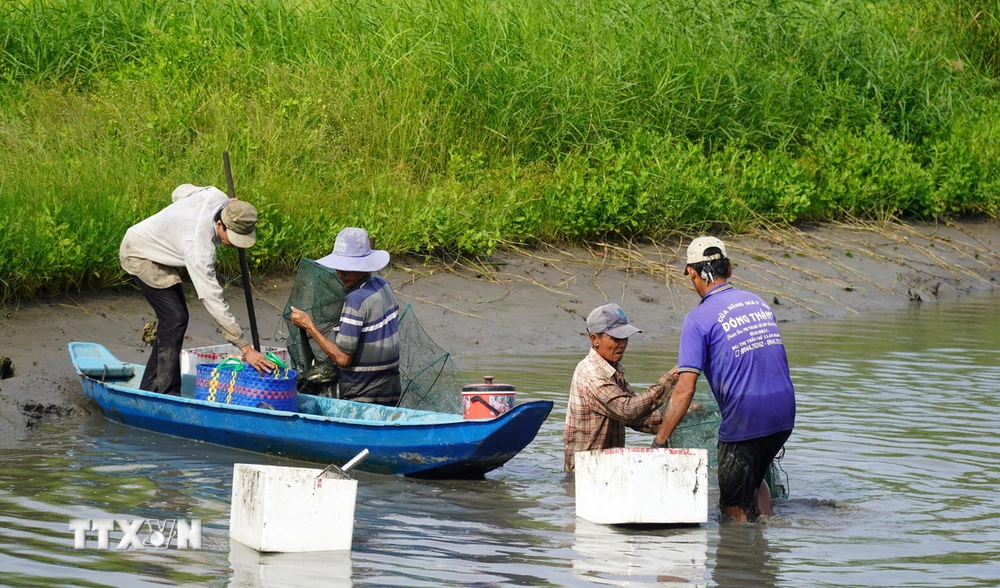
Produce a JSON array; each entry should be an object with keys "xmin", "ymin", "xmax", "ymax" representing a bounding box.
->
[
  {"xmin": 718, "ymin": 429, "xmax": 792, "ymax": 521},
  {"xmin": 133, "ymin": 276, "xmax": 188, "ymax": 396}
]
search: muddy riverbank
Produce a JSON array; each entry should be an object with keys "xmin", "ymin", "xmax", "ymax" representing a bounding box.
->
[{"xmin": 1, "ymin": 219, "xmax": 998, "ymax": 438}]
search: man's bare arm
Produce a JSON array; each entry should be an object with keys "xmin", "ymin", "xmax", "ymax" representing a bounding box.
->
[
  {"xmin": 289, "ymin": 306, "xmax": 354, "ymax": 367},
  {"xmin": 652, "ymin": 371, "xmax": 698, "ymax": 445}
]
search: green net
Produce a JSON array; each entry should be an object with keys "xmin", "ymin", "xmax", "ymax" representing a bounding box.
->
[
  {"xmin": 395, "ymin": 305, "xmax": 463, "ymax": 413},
  {"xmin": 668, "ymin": 386, "xmax": 788, "ymax": 500},
  {"xmin": 281, "ymin": 259, "xmax": 462, "ymax": 413},
  {"xmin": 282, "ymin": 259, "xmax": 345, "ymax": 383},
  {"xmin": 667, "ymin": 387, "xmax": 722, "ymax": 457}
]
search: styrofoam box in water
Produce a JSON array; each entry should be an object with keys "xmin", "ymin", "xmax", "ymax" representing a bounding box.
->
[
  {"xmin": 230, "ymin": 463, "xmax": 357, "ymax": 553},
  {"xmin": 575, "ymin": 447, "xmax": 708, "ymax": 525}
]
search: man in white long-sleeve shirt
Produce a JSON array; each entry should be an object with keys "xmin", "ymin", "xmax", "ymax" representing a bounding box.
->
[{"xmin": 119, "ymin": 184, "xmax": 274, "ymax": 395}]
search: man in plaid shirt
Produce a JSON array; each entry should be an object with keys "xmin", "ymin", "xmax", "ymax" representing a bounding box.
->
[{"xmin": 564, "ymin": 303, "xmax": 678, "ymax": 472}]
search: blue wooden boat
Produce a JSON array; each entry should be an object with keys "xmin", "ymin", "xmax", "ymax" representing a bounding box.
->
[{"xmin": 68, "ymin": 342, "xmax": 553, "ymax": 478}]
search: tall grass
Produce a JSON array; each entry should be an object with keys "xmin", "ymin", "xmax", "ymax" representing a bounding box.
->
[{"xmin": 0, "ymin": 0, "xmax": 999, "ymax": 302}]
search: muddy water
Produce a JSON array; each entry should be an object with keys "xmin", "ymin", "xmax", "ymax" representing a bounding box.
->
[{"xmin": 1, "ymin": 297, "xmax": 999, "ymax": 586}]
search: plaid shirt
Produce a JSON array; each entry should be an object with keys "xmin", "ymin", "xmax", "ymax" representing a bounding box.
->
[{"xmin": 564, "ymin": 348, "xmax": 677, "ymax": 472}]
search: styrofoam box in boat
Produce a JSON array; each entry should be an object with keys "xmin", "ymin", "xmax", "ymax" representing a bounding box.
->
[
  {"xmin": 230, "ymin": 463, "xmax": 357, "ymax": 553},
  {"xmin": 575, "ymin": 447, "xmax": 708, "ymax": 525},
  {"xmin": 180, "ymin": 344, "xmax": 290, "ymax": 376}
]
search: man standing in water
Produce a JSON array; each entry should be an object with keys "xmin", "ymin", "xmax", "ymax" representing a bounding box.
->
[
  {"xmin": 652, "ymin": 237, "xmax": 795, "ymax": 522},
  {"xmin": 563, "ymin": 303, "xmax": 678, "ymax": 472},
  {"xmin": 119, "ymin": 184, "xmax": 274, "ymax": 396}
]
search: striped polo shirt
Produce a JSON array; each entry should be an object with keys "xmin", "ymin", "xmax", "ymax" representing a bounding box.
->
[{"xmin": 334, "ymin": 275, "xmax": 402, "ymax": 405}]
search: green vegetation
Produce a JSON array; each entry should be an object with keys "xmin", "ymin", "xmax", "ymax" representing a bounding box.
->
[{"xmin": 0, "ymin": 0, "xmax": 998, "ymax": 301}]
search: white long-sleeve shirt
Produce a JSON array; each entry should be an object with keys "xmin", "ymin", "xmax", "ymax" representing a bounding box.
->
[{"xmin": 119, "ymin": 184, "xmax": 248, "ymax": 348}]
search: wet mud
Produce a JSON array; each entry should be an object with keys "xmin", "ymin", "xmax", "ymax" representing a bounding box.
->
[{"xmin": 1, "ymin": 219, "xmax": 998, "ymax": 440}]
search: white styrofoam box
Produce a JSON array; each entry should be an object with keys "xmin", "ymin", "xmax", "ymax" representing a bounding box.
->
[
  {"xmin": 572, "ymin": 519, "xmax": 708, "ymax": 587},
  {"xmin": 230, "ymin": 463, "xmax": 357, "ymax": 553},
  {"xmin": 181, "ymin": 344, "xmax": 290, "ymax": 375},
  {"xmin": 228, "ymin": 540, "xmax": 353, "ymax": 588},
  {"xmin": 575, "ymin": 447, "xmax": 708, "ymax": 525}
]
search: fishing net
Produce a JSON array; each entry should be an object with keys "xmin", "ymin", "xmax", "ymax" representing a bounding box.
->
[
  {"xmin": 281, "ymin": 259, "xmax": 462, "ymax": 413},
  {"xmin": 395, "ymin": 305, "xmax": 463, "ymax": 413},
  {"xmin": 668, "ymin": 387, "xmax": 789, "ymax": 500}
]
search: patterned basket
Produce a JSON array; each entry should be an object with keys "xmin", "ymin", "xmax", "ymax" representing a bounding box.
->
[
  {"xmin": 232, "ymin": 366, "xmax": 298, "ymax": 411},
  {"xmin": 194, "ymin": 358, "xmax": 242, "ymax": 404}
]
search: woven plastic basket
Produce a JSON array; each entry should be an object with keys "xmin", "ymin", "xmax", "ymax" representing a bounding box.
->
[
  {"xmin": 232, "ymin": 366, "xmax": 298, "ymax": 411},
  {"xmin": 194, "ymin": 359, "xmax": 242, "ymax": 404}
]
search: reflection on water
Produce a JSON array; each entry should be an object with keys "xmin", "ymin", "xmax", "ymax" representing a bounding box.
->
[
  {"xmin": 2, "ymin": 296, "xmax": 1000, "ymax": 586},
  {"xmin": 229, "ymin": 541, "xmax": 352, "ymax": 588},
  {"xmin": 572, "ymin": 520, "xmax": 707, "ymax": 587},
  {"xmin": 0, "ymin": 419, "xmax": 243, "ymax": 586},
  {"xmin": 712, "ymin": 524, "xmax": 782, "ymax": 588}
]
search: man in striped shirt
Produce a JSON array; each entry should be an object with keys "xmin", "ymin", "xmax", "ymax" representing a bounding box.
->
[{"xmin": 290, "ymin": 227, "xmax": 402, "ymax": 406}]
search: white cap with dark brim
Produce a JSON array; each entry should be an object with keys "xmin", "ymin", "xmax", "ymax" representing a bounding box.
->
[{"xmin": 686, "ymin": 236, "xmax": 727, "ymax": 265}]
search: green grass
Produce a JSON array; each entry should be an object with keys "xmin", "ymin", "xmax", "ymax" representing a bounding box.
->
[{"xmin": 0, "ymin": 0, "xmax": 999, "ymax": 302}]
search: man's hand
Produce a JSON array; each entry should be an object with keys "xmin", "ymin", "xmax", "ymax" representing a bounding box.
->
[
  {"xmin": 288, "ymin": 306, "xmax": 353, "ymax": 368},
  {"xmin": 289, "ymin": 306, "xmax": 315, "ymax": 332},
  {"xmin": 241, "ymin": 346, "xmax": 276, "ymax": 374},
  {"xmin": 653, "ymin": 371, "xmax": 698, "ymax": 445},
  {"xmin": 651, "ymin": 439, "xmax": 669, "ymax": 449}
]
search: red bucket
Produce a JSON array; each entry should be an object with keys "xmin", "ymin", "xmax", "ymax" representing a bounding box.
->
[{"xmin": 461, "ymin": 376, "xmax": 516, "ymax": 419}]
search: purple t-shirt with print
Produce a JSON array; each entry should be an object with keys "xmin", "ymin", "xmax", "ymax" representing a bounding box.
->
[{"xmin": 677, "ymin": 283, "xmax": 796, "ymax": 442}]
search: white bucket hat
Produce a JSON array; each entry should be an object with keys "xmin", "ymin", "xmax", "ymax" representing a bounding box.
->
[{"xmin": 316, "ymin": 227, "xmax": 390, "ymax": 272}]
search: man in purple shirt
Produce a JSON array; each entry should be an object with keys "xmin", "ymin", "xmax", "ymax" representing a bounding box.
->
[{"xmin": 653, "ymin": 237, "xmax": 796, "ymax": 522}]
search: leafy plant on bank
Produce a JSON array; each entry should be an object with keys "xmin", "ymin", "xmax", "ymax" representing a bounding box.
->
[{"xmin": 0, "ymin": 0, "xmax": 998, "ymax": 302}]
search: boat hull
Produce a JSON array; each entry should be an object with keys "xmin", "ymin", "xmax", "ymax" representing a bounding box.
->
[{"xmin": 72, "ymin": 345, "xmax": 552, "ymax": 478}]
